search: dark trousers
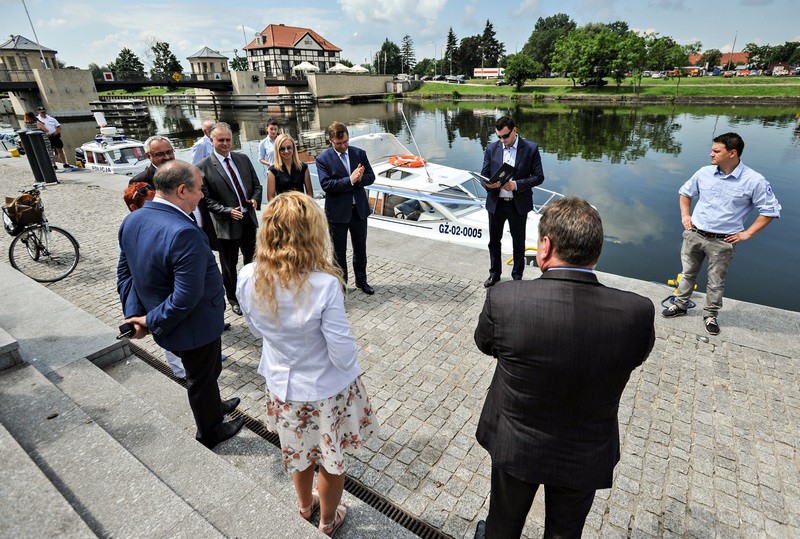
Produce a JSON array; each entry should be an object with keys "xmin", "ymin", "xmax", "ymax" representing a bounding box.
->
[
  {"xmin": 486, "ymin": 465, "xmax": 595, "ymax": 539},
  {"xmin": 217, "ymin": 219, "xmax": 256, "ymax": 304},
  {"xmin": 175, "ymin": 337, "xmax": 223, "ymax": 442},
  {"xmin": 488, "ymin": 201, "xmax": 528, "ymax": 279},
  {"xmin": 329, "ymin": 207, "xmax": 368, "ymax": 285}
]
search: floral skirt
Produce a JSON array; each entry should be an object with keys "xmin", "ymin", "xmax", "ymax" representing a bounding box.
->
[{"xmin": 265, "ymin": 376, "xmax": 379, "ymax": 474}]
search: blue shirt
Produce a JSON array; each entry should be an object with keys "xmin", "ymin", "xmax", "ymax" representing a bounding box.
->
[
  {"xmin": 190, "ymin": 135, "xmax": 213, "ymax": 165},
  {"xmin": 679, "ymin": 162, "xmax": 781, "ymax": 234},
  {"xmin": 258, "ymin": 136, "xmax": 277, "ymax": 165}
]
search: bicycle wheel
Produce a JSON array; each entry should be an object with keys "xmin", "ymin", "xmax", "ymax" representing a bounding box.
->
[{"xmin": 9, "ymin": 225, "xmax": 80, "ymax": 282}]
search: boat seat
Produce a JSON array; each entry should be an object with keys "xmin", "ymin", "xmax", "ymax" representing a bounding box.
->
[{"xmin": 394, "ymin": 199, "xmax": 424, "ymax": 221}]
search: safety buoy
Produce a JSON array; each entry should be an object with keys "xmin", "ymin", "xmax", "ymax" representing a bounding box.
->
[{"xmin": 389, "ymin": 154, "xmax": 427, "ymax": 168}]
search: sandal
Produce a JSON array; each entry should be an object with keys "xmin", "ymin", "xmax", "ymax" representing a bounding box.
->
[
  {"xmin": 319, "ymin": 501, "xmax": 347, "ymax": 536},
  {"xmin": 299, "ymin": 490, "xmax": 320, "ymax": 521}
]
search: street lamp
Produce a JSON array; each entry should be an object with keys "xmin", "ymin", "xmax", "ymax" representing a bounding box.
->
[{"xmin": 430, "ymin": 41, "xmax": 436, "ymax": 77}]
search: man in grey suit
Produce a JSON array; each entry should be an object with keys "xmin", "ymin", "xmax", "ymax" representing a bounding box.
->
[
  {"xmin": 196, "ymin": 122, "xmax": 262, "ymax": 316},
  {"xmin": 473, "ymin": 197, "xmax": 655, "ymax": 539}
]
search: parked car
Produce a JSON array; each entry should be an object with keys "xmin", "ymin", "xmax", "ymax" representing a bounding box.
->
[
  {"xmin": 722, "ymin": 70, "xmax": 736, "ymax": 77},
  {"xmin": 579, "ymin": 78, "xmax": 608, "ymax": 87},
  {"xmin": 642, "ymin": 71, "xmax": 652, "ymax": 77},
  {"xmin": 446, "ymin": 75, "xmax": 465, "ymax": 84},
  {"xmin": 495, "ymin": 79, "xmax": 511, "ymax": 86},
  {"xmin": 420, "ymin": 75, "xmax": 432, "ymax": 81},
  {"xmin": 651, "ymin": 72, "xmax": 663, "ymax": 78},
  {"xmin": 432, "ymin": 75, "xmax": 446, "ymax": 81}
]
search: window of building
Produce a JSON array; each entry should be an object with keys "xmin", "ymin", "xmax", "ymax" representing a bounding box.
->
[
  {"xmin": 202, "ymin": 62, "xmax": 207, "ymax": 73},
  {"xmin": 7, "ymin": 57, "xmax": 17, "ymax": 70},
  {"xmin": 20, "ymin": 56, "xmax": 30, "ymax": 70}
]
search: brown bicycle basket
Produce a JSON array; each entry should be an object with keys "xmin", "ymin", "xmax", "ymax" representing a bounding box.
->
[{"xmin": 3, "ymin": 193, "xmax": 43, "ymax": 235}]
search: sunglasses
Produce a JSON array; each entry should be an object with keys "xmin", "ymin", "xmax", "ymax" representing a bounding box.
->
[
  {"xmin": 151, "ymin": 149, "xmax": 174, "ymax": 158},
  {"xmin": 497, "ymin": 132, "xmax": 513, "ymax": 140},
  {"xmin": 279, "ymin": 145, "xmax": 294, "ymax": 152},
  {"xmin": 132, "ymin": 185, "xmax": 154, "ymax": 200}
]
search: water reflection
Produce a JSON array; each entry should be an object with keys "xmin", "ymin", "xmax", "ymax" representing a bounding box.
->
[{"xmin": 3, "ymin": 101, "xmax": 798, "ymax": 310}]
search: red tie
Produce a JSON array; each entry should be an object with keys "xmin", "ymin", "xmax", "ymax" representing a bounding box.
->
[{"xmin": 224, "ymin": 157, "xmax": 248, "ymax": 210}]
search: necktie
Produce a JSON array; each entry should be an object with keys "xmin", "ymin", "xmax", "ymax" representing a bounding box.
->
[
  {"xmin": 224, "ymin": 157, "xmax": 248, "ymax": 211},
  {"xmin": 340, "ymin": 151, "xmax": 350, "ymax": 173},
  {"xmin": 189, "ymin": 212, "xmax": 197, "ymax": 223}
]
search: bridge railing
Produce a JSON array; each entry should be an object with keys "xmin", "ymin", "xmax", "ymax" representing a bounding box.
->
[{"xmin": 0, "ymin": 70, "xmax": 37, "ymax": 83}]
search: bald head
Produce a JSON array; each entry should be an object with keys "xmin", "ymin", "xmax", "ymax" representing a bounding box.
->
[{"xmin": 201, "ymin": 120, "xmax": 215, "ymax": 136}]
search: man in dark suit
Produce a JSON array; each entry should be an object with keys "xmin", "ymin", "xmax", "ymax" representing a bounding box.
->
[
  {"xmin": 473, "ymin": 197, "xmax": 655, "ymax": 539},
  {"xmin": 196, "ymin": 122, "xmax": 262, "ymax": 315},
  {"xmin": 129, "ymin": 136, "xmax": 219, "ymax": 252},
  {"xmin": 316, "ymin": 121, "xmax": 376, "ymax": 294},
  {"xmin": 481, "ymin": 116, "xmax": 545, "ymax": 287},
  {"xmin": 117, "ymin": 160, "xmax": 244, "ymax": 449}
]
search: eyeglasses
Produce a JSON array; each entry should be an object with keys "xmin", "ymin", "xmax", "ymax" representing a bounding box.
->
[
  {"xmin": 279, "ymin": 145, "xmax": 294, "ymax": 152},
  {"xmin": 497, "ymin": 132, "xmax": 513, "ymax": 140},
  {"xmin": 151, "ymin": 149, "xmax": 174, "ymax": 158}
]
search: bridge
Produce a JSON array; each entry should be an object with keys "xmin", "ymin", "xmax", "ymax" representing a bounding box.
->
[{"xmin": 0, "ymin": 70, "xmax": 308, "ymax": 93}]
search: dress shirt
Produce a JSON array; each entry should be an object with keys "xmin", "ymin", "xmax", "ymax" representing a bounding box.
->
[
  {"xmin": 190, "ymin": 135, "xmax": 213, "ymax": 164},
  {"xmin": 500, "ymin": 136, "xmax": 518, "ymax": 199},
  {"xmin": 337, "ymin": 149, "xmax": 355, "ymax": 205},
  {"xmin": 236, "ymin": 266, "xmax": 362, "ymax": 402},
  {"xmin": 258, "ymin": 136, "xmax": 277, "ymax": 165},
  {"xmin": 214, "ymin": 151, "xmax": 248, "ymax": 213},
  {"xmin": 152, "ymin": 197, "xmax": 194, "ymax": 222},
  {"xmin": 679, "ymin": 162, "xmax": 781, "ymax": 234}
]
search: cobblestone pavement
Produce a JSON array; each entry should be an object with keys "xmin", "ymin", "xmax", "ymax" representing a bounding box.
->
[{"xmin": 2, "ymin": 161, "xmax": 798, "ymax": 538}]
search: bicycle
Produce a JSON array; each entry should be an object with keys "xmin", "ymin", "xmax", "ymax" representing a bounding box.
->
[{"xmin": 3, "ymin": 182, "xmax": 80, "ymax": 283}]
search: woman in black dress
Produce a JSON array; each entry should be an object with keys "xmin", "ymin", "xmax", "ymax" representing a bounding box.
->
[{"xmin": 266, "ymin": 134, "xmax": 314, "ymax": 201}]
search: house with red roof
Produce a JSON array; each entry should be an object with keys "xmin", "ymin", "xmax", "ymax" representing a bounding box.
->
[
  {"xmin": 689, "ymin": 52, "xmax": 749, "ymax": 67},
  {"xmin": 244, "ymin": 24, "xmax": 341, "ymax": 76}
]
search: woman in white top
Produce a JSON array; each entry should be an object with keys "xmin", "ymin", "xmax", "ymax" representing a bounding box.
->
[{"xmin": 236, "ymin": 191, "xmax": 378, "ymax": 536}]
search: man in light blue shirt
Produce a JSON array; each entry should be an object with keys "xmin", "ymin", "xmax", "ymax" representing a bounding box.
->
[
  {"xmin": 190, "ymin": 120, "xmax": 215, "ymax": 165},
  {"xmin": 257, "ymin": 118, "xmax": 280, "ymax": 168},
  {"xmin": 663, "ymin": 132, "xmax": 781, "ymax": 335}
]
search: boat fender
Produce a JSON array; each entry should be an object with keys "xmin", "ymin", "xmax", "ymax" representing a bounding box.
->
[{"xmin": 389, "ymin": 154, "xmax": 427, "ymax": 168}]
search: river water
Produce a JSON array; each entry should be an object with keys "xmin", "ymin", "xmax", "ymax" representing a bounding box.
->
[{"xmin": 6, "ymin": 101, "xmax": 798, "ymax": 311}]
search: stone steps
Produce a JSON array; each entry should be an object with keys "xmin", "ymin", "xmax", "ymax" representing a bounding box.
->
[{"xmin": 106, "ymin": 354, "xmax": 417, "ymax": 539}]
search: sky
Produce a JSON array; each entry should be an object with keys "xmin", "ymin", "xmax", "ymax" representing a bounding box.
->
[{"xmin": 2, "ymin": 0, "xmax": 799, "ymax": 71}]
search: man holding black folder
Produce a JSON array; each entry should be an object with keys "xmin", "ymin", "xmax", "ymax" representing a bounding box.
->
[{"xmin": 481, "ymin": 116, "xmax": 545, "ymax": 287}]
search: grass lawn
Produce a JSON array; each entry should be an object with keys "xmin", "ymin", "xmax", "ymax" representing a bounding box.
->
[
  {"xmin": 98, "ymin": 87, "xmax": 190, "ymax": 96},
  {"xmin": 410, "ymin": 79, "xmax": 800, "ymax": 98}
]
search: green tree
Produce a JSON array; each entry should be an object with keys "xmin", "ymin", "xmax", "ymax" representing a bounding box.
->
[
  {"xmin": 698, "ymin": 48, "xmax": 722, "ymax": 68},
  {"xmin": 612, "ymin": 32, "xmax": 646, "ymax": 91},
  {"xmin": 521, "ymin": 13, "xmax": 576, "ymax": 74},
  {"xmin": 458, "ymin": 35, "xmax": 483, "ymax": 76},
  {"xmin": 411, "ymin": 58, "xmax": 434, "ymax": 76},
  {"xmin": 229, "ymin": 56, "xmax": 248, "ymax": 71},
  {"xmin": 481, "ymin": 20, "xmax": 505, "ymax": 67},
  {"xmin": 150, "ymin": 42, "xmax": 183, "ymax": 75},
  {"xmin": 551, "ymin": 28, "xmax": 591, "ymax": 86},
  {"xmin": 339, "ymin": 59, "xmax": 354, "ymax": 67},
  {"xmin": 444, "ymin": 27, "xmax": 458, "ymax": 75},
  {"xmin": 111, "ymin": 48, "xmax": 146, "ymax": 81},
  {"xmin": 401, "ymin": 34, "xmax": 416, "ymax": 73},
  {"xmin": 374, "ymin": 39, "xmax": 402, "ymax": 75},
  {"xmin": 504, "ymin": 53, "xmax": 542, "ymax": 90}
]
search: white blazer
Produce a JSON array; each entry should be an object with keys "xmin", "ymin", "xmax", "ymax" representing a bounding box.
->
[{"xmin": 236, "ymin": 265, "xmax": 361, "ymax": 402}]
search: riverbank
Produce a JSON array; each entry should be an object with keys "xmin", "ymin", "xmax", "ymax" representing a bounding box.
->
[{"xmin": 408, "ymin": 79, "xmax": 800, "ymax": 105}]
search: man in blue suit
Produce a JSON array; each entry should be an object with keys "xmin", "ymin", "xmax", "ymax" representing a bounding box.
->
[
  {"xmin": 481, "ymin": 116, "xmax": 545, "ymax": 287},
  {"xmin": 317, "ymin": 121, "xmax": 376, "ymax": 294},
  {"xmin": 117, "ymin": 160, "xmax": 244, "ymax": 449}
]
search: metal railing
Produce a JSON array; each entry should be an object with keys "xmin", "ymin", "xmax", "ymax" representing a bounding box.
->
[{"xmin": 0, "ymin": 69, "xmax": 37, "ymax": 83}]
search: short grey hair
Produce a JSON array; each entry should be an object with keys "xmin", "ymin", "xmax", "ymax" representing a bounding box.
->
[
  {"xmin": 209, "ymin": 122, "xmax": 231, "ymax": 137},
  {"xmin": 538, "ymin": 196, "xmax": 604, "ymax": 266},
  {"xmin": 144, "ymin": 135, "xmax": 173, "ymax": 154},
  {"xmin": 153, "ymin": 160, "xmax": 203, "ymax": 195},
  {"xmin": 201, "ymin": 120, "xmax": 215, "ymax": 133}
]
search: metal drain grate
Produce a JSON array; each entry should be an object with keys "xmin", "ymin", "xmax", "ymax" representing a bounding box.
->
[{"xmin": 128, "ymin": 344, "xmax": 453, "ymax": 539}]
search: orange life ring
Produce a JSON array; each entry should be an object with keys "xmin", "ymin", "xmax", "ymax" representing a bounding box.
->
[{"xmin": 389, "ymin": 154, "xmax": 427, "ymax": 168}]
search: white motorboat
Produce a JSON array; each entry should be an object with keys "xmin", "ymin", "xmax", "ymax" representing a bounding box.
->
[
  {"xmin": 74, "ymin": 113, "xmax": 149, "ymax": 176},
  {"xmin": 321, "ymin": 132, "xmax": 563, "ymax": 255}
]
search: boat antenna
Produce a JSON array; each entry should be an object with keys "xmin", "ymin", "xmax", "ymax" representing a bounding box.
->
[{"xmin": 398, "ymin": 104, "xmax": 433, "ymax": 183}]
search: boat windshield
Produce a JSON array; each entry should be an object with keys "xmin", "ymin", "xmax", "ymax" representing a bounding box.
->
[
  {"xmin": 106, "ymin": 146, "xmax": 146, "ymax": 164},
  {"xmin": 435, "ymin": 187, "xmax": 483, "ymax": 218},
  {"xmin": 349, "ymin": 133, "xmax": 413, "ymax": 164}
]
